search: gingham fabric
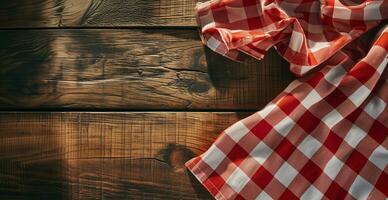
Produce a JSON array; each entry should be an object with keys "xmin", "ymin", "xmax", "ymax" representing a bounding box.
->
[
  {"xmin": 185, "ymin": 0, "xmax": 388, "ymax": 199},
  {"xmin": 194, "ymin": 0, "xmax": 388, "ymax": 76}
]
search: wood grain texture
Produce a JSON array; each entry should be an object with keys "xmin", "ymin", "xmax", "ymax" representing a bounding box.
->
[
  {"xmin": 0, "ymin": 112, "xmax": 251, "ymax": 199},
  {"xmin": 0, "ymin": 29, "xmax": 294, "ymax": 110},
  {"xmin": 0, "ymin": 0, "xmax": 200, "ymax": 27}
]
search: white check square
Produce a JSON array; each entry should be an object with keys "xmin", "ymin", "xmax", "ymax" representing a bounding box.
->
[
  {"xmin": 308, "ymin": 40, "xmax": 331, "ymax": 53},
  {"xmin": 368, "ymin": 145, "xmax": 387, "ymax": 171},
  {"xmin": 324, "ymin": 156, "xmax": 344, "ymax": 180},
  {"xmin": 202, "ymin": 145, "xmax": 226, "ymax": 170},
  {"xmin": 300, "ymin": 66, "xmax": 311, "ymax": 75},
  {"xmin": 344, "ymin": 125, "xmax": 366, "ymax": 148},
  {"xmin": 250, "ymin": 142, "xmax": 273, "ymax": 165},
  {"xmin": 364, "ymin": 1, "xmax": 383, "ymax": 20},
  {"xmin": 301, "ymin": 89, "xmax": 321, "ymax": 108},
  {"xmin": 301, "ymin": 185, "xmax": 324, "ymax": 200},
  {"xmin": 364, "ymin": 96, "xmax": 385, "ymax": 119},
  {"xmin": 349, "ymin": 176, "xmax": 373, "ymax": 199},
  {"xmin": 274, "ymin": 116, "xmax": 295, "ymax": 137},
  {"xmin": 225, "ymin": 121, "xmax": 250, "ymax": 142},
  {"xmin": 206, "ymin": 36, "xmax": 221, "ymax": 51},
  {"xmin": 349, "ymin": 85, "xmax": 370, "ymax": 107},
  {"xmin": 256, "ymin": 191, "xmax": 273, "ymax": 200},
  {"xmin": 376, "ymin": 52, "xmax": 388, "ymax": 74},
  {"xmin": 226, "ymin": 167, "xmax": 250, "ymax": 193},
  {"xmin": 297, "ymin": 135, "xmax": 321, "ymax": 158},
  {"xmin": 283, "ymin": 80, "xmax": 301, "ymax": 93},
  {"xmin": 324, "ymin": 65, "xmax": 346, "ymax": 86},
  {"xmin": 333, "ymin": 6, "xmax": 351, "ymax": 20},
  {"xmin": 289, "ymin": 31, "xmax": 304, "ymax": 52},
  {"xmin": 322, "ymin": 109, "xmax": 342, "ymax": 129},
  {"xmin": 258, "ymin": 103, "xmax": 276, "ymax": 118},
  {"xmin": 274, "ymin": 162, "xmax": 298, "ymax": 187}
]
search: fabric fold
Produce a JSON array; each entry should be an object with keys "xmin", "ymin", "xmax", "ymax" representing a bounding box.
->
[
  {"xmin": 186, "ymin": 0, "xmax": 388, "ymax": 199},
  {"xmin": 195, "ymin": 0, "xmax": 387, "ymax": 76}
]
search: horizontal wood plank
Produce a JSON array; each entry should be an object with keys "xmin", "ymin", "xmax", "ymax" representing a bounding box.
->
[
  {"xmin": 0, "ymin": 112, "xmax": 252, "ymax": 199},
  {"xmin": 0, "ymin": 0, "xmax": 200, "ymax": 27},
  {"xmin": 0, "ymin": 29, "xmax": 294, "ymax": 110}
]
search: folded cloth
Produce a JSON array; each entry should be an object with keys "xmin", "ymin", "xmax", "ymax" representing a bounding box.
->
[{"xmin": 185, "ymin": 0, "xmax": 388, "ymax": 199}]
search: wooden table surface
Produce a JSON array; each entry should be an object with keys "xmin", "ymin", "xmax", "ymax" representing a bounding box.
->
[{"xmin": 0, "ymin": 0, "xmax": 295, "ymax": 199}]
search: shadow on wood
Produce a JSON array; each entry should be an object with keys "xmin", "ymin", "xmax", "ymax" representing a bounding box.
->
[
  {"xmin": 157, "ymin": 143, "xmax": 214, "ymax": 199},
  {"xmin": 0, "ymin": 112, "xmax": 250, "ymax": 199},
  {"xmin": 204, "ymin": 45, "xmax": 294, "ymax": 110},
  {"xmin": 0, "ymin": 121, "xmax": 69, "ymax": 199}
]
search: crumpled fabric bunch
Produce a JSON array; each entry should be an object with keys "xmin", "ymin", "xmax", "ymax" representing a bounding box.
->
[{"xmin": 185, "ymin": 0, "xmax": 388, "ymax": 199}]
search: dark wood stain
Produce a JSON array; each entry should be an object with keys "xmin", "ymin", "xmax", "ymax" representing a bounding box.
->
[
  {"xmin": 0, "ymin": 0, "xmax": 201, "ymax": 27},
  {"xmin": 0, "ymin": 112, "xmax": 250, "ymax": 199},
  {"xmin": 0, "ymin": 29, "xmax": 294, "ymax": 110}
]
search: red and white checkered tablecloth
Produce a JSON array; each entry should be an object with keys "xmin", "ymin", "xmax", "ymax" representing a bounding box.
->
[{"xmin": 185, "ymin": 0, "xmax": 388, "ymax": 199}]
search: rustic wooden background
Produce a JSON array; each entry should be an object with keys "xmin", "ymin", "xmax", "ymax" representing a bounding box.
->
[{"xmin": 0, "ymin": 0, "xmax": 294, "ymax": 199}]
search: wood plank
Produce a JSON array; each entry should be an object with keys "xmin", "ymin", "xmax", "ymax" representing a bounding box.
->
[
  {"xmin": 0, "ymin": 0, "xmax": 200, "ymax": 28},
  {"xmin": 0, "ymin": 112, "xmax": 252, "ymax": 199},
  {"xmin": 0, "ymin": 29, "xmax": 294, "ymax": 110}
]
